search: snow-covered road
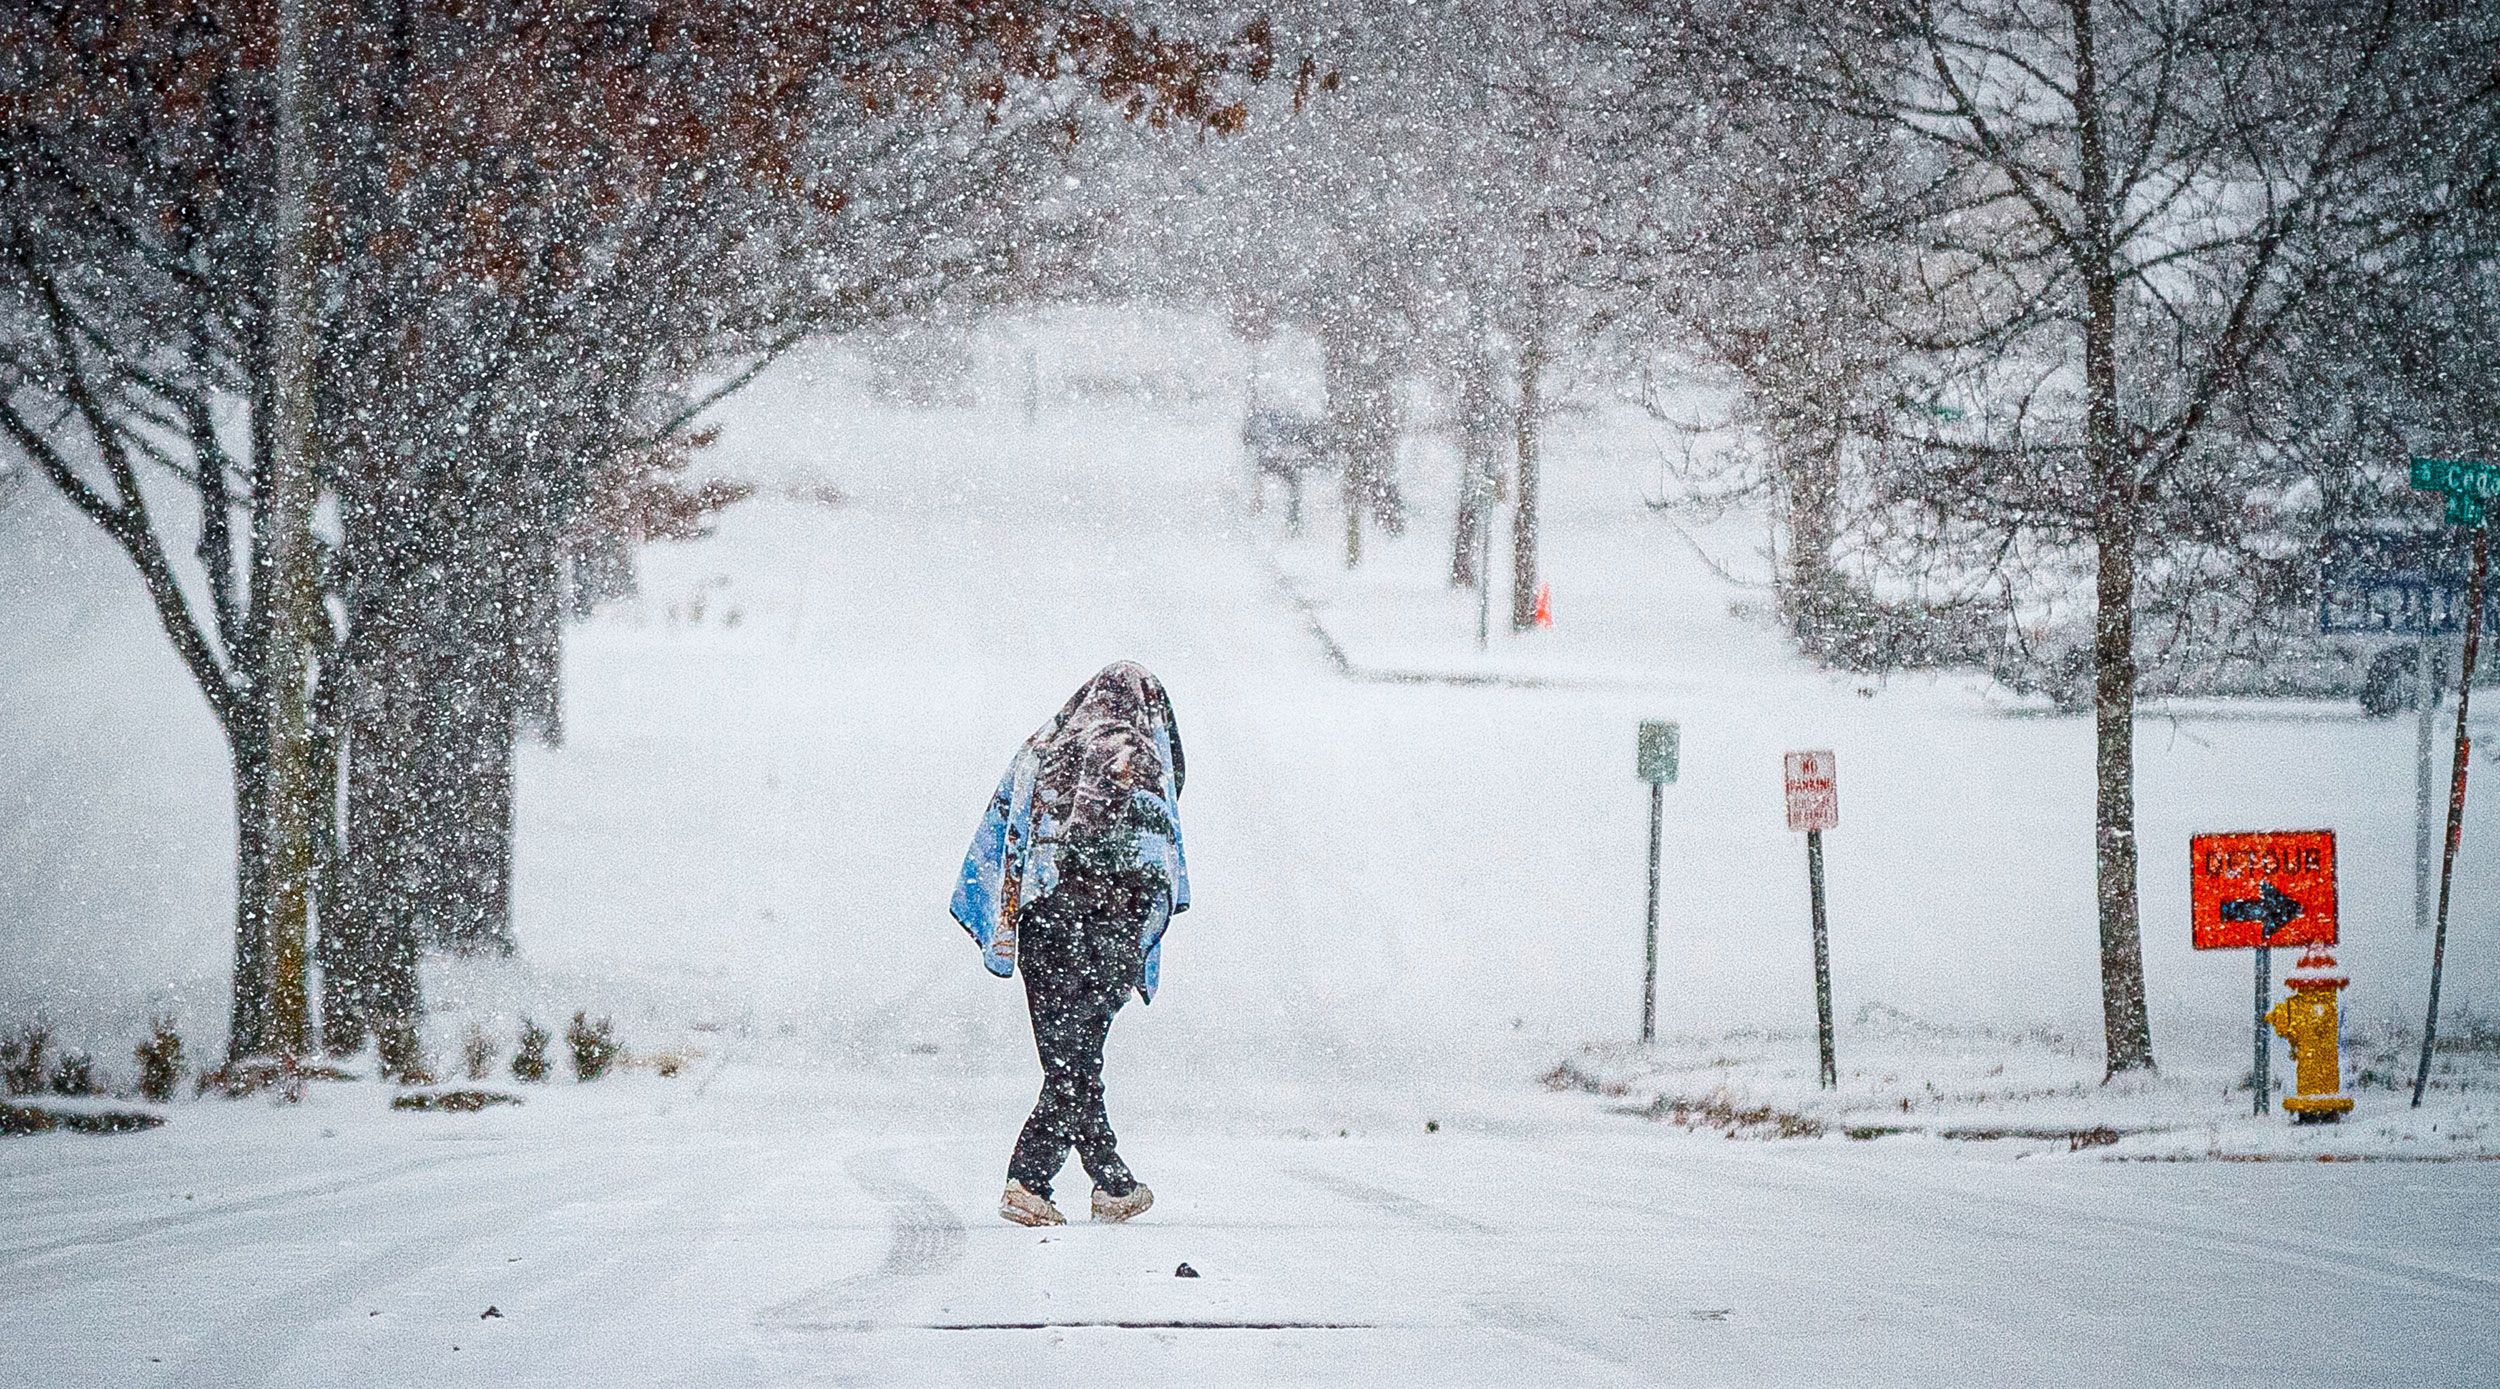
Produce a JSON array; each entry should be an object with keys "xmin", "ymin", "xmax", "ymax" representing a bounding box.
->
[
  {"xmin": 7, "ymin": 1062, "xmax": 2494, "ymax": 1387},
  {"xmin": 5, "ymin": 348, "xmax": 2496, "ymax": 1385}
]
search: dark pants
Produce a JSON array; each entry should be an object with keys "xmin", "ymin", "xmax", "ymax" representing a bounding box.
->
[{"xmin": 1007, "ymin": 874, "xmax": 1148, "ymax": 1200}]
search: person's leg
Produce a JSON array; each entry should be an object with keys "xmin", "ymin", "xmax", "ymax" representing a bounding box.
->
[
  {"xmin": 1008, "ymin": 970, "xmax": 1085, "ymax": 1199},
  {"xmin": 1061, "ymin": 882, "xmax": 1152, "ymax": 1199},
  {"xmin": 1066, "ymin": 984, "xmax": 1138, "ymax": 1196},
  {"xmin": 1071, "ymin": 979, "xmax": 1154, "ymax": 1221}
]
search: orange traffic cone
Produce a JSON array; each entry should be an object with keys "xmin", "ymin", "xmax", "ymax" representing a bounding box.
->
[{"xmin": 1532, "ymin": 582, "xmax": 1553, "ymax": 629}]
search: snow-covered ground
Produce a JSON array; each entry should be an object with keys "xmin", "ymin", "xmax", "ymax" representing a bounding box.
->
[
  {"xmin": 3, "ymin": 325, "xmax": 2496, "ymax": 1385},
  {"xmin": 9, "ymin": 1063, "xmax": 2496, "ymax": 1387}
]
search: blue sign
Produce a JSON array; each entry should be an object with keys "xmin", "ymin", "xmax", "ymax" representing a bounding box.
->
[{"xmin": 2320, "ymin": 529, "xmax": 2486, "ymax": 634}]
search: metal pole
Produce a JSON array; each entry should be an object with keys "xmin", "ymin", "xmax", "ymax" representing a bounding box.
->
[
  {"xmin": 1641, "ymin": 780, "xmax": 1662, "ymax": 1043},
  {"xmin": 2416, "ymin": 634, "xmax": 2442, "ymax": 933},
  {"xmin": 2413, "ymin": 525, "xmax": 2488, "ymax": 1107},
  {"xmin": 1806, "ymin": 828, "xmax": 1836, "ymax": 1089},
  {"xmin": 2252, "ymin": 946, "xmax": 2271, "ymax": 1117}
]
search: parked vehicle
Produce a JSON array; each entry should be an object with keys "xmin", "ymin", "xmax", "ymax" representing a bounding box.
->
[{"xmin": 1241, "ymin": 408, "xmax": 1334, "ymax": 531}]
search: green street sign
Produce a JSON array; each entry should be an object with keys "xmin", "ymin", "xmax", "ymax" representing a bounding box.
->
[
  {"xmin": 2410, "ymin": 457, "xmax": 2500, "ymax": 526},
  {"xmin": 1637, "ymin": 720, "xmax": 1680, "ymax": 785}
]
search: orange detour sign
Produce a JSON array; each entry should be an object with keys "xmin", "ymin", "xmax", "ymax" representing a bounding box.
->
[{"xmin": 2190, "ymin": 831, "xmax": 2337, "ymax": 950}]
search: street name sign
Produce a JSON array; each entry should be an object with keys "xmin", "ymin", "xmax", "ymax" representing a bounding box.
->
[
  {"xmin": 1637, "ymin": 721, "xmax": 1680, "ymax": 785},
  {"xmin": 2190, "ymin": 831, "xmax": 2338, "ymax": 950},
  {"xmin": 2410, "ymin": 457, "xmax": 2500, "ymax": 526},
  {"xmin": 1783, "ymin": 751, "xmax": 1838, "ymax": 832}
]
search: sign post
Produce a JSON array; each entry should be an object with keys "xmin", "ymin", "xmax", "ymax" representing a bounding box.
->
[
  {"xmin": 1783, "ymin": 751, "xmax": 1839, "ymax": 1089},
  {"xmin": 2404, "ymin": 458, "xmax": 2497, "ymax": 1106},
  {"xmin": 2318, "ymin": 529, "xmax": 2466, "ymax": 935},
  {"xmin": 1636, "ymin": 722, "xmax": 1679, "ymax": 1043},
  {"xmin": 2415, "ymin": 636, "xmax": 2442, "ymax": 933},
  {"xmin": 2190, "ymin": 831, "xmax": 2341, "ymax": 1117}
]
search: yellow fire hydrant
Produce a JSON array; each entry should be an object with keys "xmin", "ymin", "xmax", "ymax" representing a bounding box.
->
[{"xmin": 2266, "ymin": 949, "xmax": 2354, "ymax": 1122}]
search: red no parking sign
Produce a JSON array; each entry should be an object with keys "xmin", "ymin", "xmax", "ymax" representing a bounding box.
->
[{"xmin": 1783, "ymin": 751, "xmax": 1837, "ymax": 832}]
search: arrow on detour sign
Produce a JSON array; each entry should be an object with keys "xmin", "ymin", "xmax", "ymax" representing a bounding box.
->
[
  {"xmin": 2190, "ymin": 831, "xmax": 2337, "ymax": 950},
  {"xmin": 2220, "ymin": 880, "xmax": 2303, "ymax": 941}
]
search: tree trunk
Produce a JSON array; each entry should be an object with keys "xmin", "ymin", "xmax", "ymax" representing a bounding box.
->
[
  {"xmin": 307, "ymin": 630, "xmax": 359, "ymax": 1054},
  {"xmin": 515, "ymin": 523, "xmax": 564, "ymax": 746},
  {"xmin": 1321, "ymin": 310, "xmax": 1402, "ymax": 569},
  {"xmin": 346, "ymin": 547, "xmax": 520, "ymax": 962},
  {"xmin": 1509, "ymin": 286, "xmax": 1546, "ymax": 631},
  {"xmin": 429, "ymin": 472, "xmax": 521, "ymax": 956},
  {"xmin": 567, "ymin": 530, "xmax": 638, "ymax": 615},
  {"xmin": 1344, "ymin": 481, "xmax": 1364, "ymax": 568},
  {"xmin": 433, "ymin": 698, "xmax": 519, "ymax": 956},
  {"xmin": 226, "ymin": 720, "xmax": 274, "ymax": 1061},
  {"xmin": 2075, "ymin": 0, "xmax": 2155, "ymax": 1077},
  {"xmin": 1449, "ymin": 328, "xmax": 1503, "ymax": 589},
  {"xmin": 2091, "ymin": 480, "xmax": 2153, "ymax": 1077},
  {"xmin": 326, "ymin": 512, "xmax": 428, "ymax": 1055},
  {"xmin": 1779, "ymin": 421, "xmax": 1844, "ymax": 653}
]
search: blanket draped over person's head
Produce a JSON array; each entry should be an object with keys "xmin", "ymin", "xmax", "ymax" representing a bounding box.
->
[
  {"xmin": 951, "ymin": 662, "xmax": 1190, "ymax": 1001},
  {"xmin": 1031, "ymin": 661, "xmax": 1186, "ymax": 839}
]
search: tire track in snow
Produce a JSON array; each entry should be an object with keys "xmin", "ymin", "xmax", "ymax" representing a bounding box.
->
[
  {"xmin": 762, "ymin": 1146, "xmax": 967, "ymax": 1332},
  {"xmin": 159, "ymin": 1172, "xmax": 594, "ymax": 1389},
  {"xmin": 1464, "ymin": 1304, "xmax": 1661, "ymax": 1387},
  {"xmin": 1280, "ymin": 1162, "xmax": 1663, "ymax": 1380},
  {"xmin": 45, "ymin": 1142, "xmax": 601, "ymax": 1389},
  {"xmin": 0, "ymin": 1141, "xmax": 518, "ymax": 1266},
  {"xmin": 215, "ymin": 1136, "xmax": 762, "ymax": 1387},
  {"xmin": 1282, "ymin": 1162, "xmax": 1498, "ymax": 1234}
]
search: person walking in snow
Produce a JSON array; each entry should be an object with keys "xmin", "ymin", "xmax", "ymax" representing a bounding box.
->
[{"xmin": 952, "ymin": 662, "xmax": 1189, "ymax": 1227}]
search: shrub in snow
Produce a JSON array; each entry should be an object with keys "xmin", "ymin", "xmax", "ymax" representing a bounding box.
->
[
  {"xmin": 390, "ymin": 1090, "xmax": 521, "ymax": 1113},
  {"xmin": 48, "ymin": 1050, "xmax": 99, "ymax": 1097},
  {"xmin": 567, "ymin": 1012, "xmax": 621, "ymax": 1083},
  {"xmin": 511, "ymin": 1019, "xmax": 552, "ymax": 1083},
  {"xmin": 377, "ymin": 1022, "xmax": 430, "ymax": 1086},
  {"xmin": 2, "ymin": 1022, "xmax": 49, "ymax": 1097},
  {"xmin": 0, "ymin": 1103, "xmax": 163, "ymax": 1136},
  {"xmin": 134, "ymin": 1019, "xmax": 185, "ymax": 1103},
  {"xmin": 461, "ymin": 1026, "xmax": 497, "ymax": 1082},
  {"xmin": 193, "ymin": 1054, "xmax": 356, "ymax": 1101}
]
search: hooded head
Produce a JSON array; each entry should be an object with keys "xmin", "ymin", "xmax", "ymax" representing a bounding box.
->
[{"xmin": 1029, "ymin": 662, "xmax": 1184, "ymax": 841}]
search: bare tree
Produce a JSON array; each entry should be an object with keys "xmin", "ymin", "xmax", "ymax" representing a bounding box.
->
[
  {"xmin": 2, "ymin": 0, "xmax": 1269, "ymax": 1061},
  {"xmin": 0, "ymin": 3, "xmax": 333, "ymax": 1060},
  {"xmin": 1586, "ymin": 17, "xmax": 1922, "ymax": 655},
  {"xmin": 1703, "ymin": 0, "xmax": 2443, "ymax": 1074}
]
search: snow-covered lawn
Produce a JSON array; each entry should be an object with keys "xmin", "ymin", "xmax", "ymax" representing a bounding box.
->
[
  {"xmin": 1549, "ymin": 1007, "xmax": 2500, "ymax": 1161},
  {"xmin": 4, "ymin": 332, "xmax": 2496, "ymax": 1384}
]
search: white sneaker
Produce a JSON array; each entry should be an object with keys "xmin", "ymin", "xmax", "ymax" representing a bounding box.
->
[
  {"xmin": 1000, "ymin": 1180, "xmax": 1065, "ymax": 1227},
  {"xmin": 1091, "ymin": 1183, "xmax": 1154, "ymax": 1224}
]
